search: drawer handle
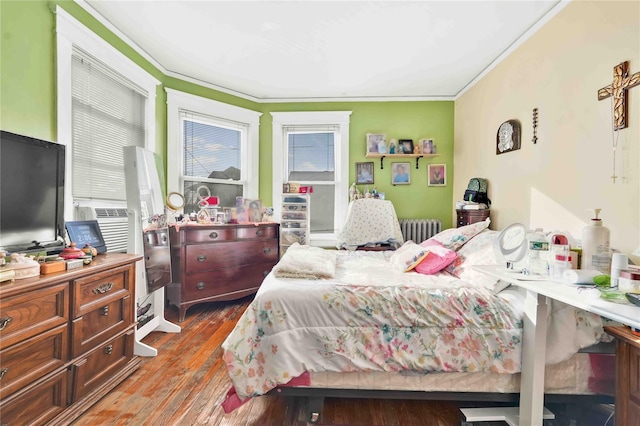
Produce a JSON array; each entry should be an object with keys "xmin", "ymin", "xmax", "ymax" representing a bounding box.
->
[
  {"xmin": 197, "ymin": 255, "xmax": 207, "ymax": 262},
  {"xmin": 0, "ymin": 368, "xmax": 8, "ymax": 380},
  {"xmin": 263, "ymin": 247, "xmax": 271, "ymax": 254},
  {"xmin": 256, "ymin": 229, "xmax": 264, "ymax": 237},
  {"xmin": 93, "ymin": 282, "xmax": 114, "ymax": 294},
  {"xmin": 196, "ymin": 282, "xmax": 205, "ymax": 290},
  {"xmin": 101, "ymin": 306, "xmax": 109, "ymax": 316},
  {"xmin": 209, "ymin": 231, "xmax": 218, "ymax": 239},
  {"xmin": 105, "ymin": 345, "xmax": 113, "ymax": 355},
  {"xmin": 0, "ymin": 317, "xmax": 12, "ymax": 331}
]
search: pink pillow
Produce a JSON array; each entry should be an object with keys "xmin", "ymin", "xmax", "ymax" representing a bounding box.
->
[{"xmin": 414, "ymin": 239, "xmax": 458, "ymax": 275}]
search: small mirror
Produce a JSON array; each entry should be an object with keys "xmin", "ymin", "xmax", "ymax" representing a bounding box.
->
[
  {"xmin": 166, "ymin": 192, "xmax": 185, "ymax": 211},
  {"xmin": 494, "ymin": 223, "xmax": 528, "ymax": 270}
]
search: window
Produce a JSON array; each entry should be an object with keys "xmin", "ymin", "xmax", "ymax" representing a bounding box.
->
[
  {"xmin": 70, "ymin": 49, "xmax": 147, "ymax": 201},
  {"xmin": 272, "ymin": 112, "xmax": 351, "ymax": 248},
  {"xmin": 166, "ymin": 89, "xmax": 261, "ymax": 212},
  {"xmin": 56, "ymin": 7, "xmax": 159, "ymax": 252}
]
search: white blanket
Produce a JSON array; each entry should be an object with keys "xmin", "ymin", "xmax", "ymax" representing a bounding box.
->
[{"xmin": 273, "ymin": 243, "xmax": 337, "ymax": 279}]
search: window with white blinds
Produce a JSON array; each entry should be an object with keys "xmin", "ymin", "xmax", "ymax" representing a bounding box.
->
[
  {"xmin": 71, "ymin": 49, "xmax": 146, "ymax": 202},
  {"xmin": 284, "ymin": 126, "xmax": 337, "ymax": 235},
  {"xmin": 181, "ymin": 112, "xmax": 246, "ymax": 211},
  {"xmin": 166, "ymin": 89, "xmax": 261, "ymax": 212},
  {"xmin": 271, "ymin": 111, "xmax": 351, "ymax": 248}
]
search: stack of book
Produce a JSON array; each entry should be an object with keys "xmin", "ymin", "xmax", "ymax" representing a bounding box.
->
[{"xmin": 456, "ymin": 201, "xmax": 488, "ymax": 210}]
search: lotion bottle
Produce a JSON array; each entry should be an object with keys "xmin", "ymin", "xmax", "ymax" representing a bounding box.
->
[{"xmin": 581, "ymin": 208, "xmax": 611, "ymax": 272}]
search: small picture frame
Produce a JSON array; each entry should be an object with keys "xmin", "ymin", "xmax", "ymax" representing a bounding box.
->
[
  {"xmin": 366, "ymin": 133, "xmax": 386, "ymax": 154},
  {"xmin": 428, "ymin": 164, "xmax": 446, "ymax": 187},
  {"xmin": 420, "ymin": 139, "xmax": 434, "ymax": 154},
  {"xmin": 355, "ymin": 161, "xmax": 374, "ymax": 185},
  {"xmin": 65, "ymin": 220, "xmax": 108, "ymax": 254},
  {"xmin": 399, "ymin": 139, "xmax": 414, "ymax": 154},
  {"xmin": 391, "ymin": 162, "xmax": 411, "ymax": 185}
]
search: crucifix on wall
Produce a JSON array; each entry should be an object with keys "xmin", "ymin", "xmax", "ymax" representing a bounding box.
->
[{"xmin": 597, "ymin": 61, "xmax": 640, "ymax": 130}]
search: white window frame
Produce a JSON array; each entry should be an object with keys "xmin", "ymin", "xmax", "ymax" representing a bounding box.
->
[
  {"xmin": 55, "ymin": 6, "xmax": 159, "ymax": 221},
  {"xmin": 166, "ymin": 89, "xmax": 261, "ymax": 201},
  {"xmin": 272, "ymin": 111, "xmax": 351, "ymax": 248}
]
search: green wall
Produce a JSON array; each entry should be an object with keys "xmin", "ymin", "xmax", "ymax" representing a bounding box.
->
[{"xmin": 0, "ymin": 0, "xmax": 455, "ymax": 229}]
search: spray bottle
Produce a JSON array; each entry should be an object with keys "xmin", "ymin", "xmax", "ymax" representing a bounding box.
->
[{"xmin": 581, "ymin": 209, "xmax": 611, "ymax": 272}]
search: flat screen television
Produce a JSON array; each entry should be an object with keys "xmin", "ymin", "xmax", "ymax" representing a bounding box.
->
[{"xmin": 0, "ymin": 130, "xmax": 66, "ymax": 254}]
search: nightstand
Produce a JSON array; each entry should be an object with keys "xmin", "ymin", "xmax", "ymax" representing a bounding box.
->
[
  {"xmin": 456, "ymin": 209, "xmax": 490, "ymax": 227},
  {"xmin": 604, "ymin": 325, "xmax": 640, "ymax": 425}
]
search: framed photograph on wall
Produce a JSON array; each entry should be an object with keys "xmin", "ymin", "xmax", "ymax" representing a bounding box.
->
[
  {"xmin": 427, "ymin": 164, "xmax": 446, "ymax": 187},
  {"xmin": 366, "ymin": 133, "xmax": 386, "ymax": 154},
  {"xmin": 355, "ymin": 162, "xmax": 374, "ymax": 185},
  {"xmin": 391, "ymin": 162, "xmax": 410, "ymax": 185}
]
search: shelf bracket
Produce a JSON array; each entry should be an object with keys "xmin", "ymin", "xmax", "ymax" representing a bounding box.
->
[
  {"xmin": 415, "ymin": 156, "xmax": 423, "ymax": 169},
  {"xmin": 379, "ymin": 156, "xmax": 385, "ymax": 169}
]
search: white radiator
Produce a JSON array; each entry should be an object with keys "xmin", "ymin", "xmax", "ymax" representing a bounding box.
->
[
  {"xmin": 399, "ymin": 219, "xmax": 442, "ymax": 242},
  {"xmin": 75, "ymin": 206, "xmax": 129, "ymax": 253}
]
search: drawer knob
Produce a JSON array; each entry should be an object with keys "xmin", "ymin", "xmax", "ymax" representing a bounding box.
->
[
  {"xmin": 93, "ymin": 282, "xmax": 114, "ymax": 294},
  {"xmin": 256, "ymin": 229, "xmax": 264, "ymax": 237},
  {"xmin": 101, "ymin": 306, "xmax": 109, "ymax": 316},
  {"xmin": 0, "ymin": 317, "xmax": 12, "ymax": 331},
  {"xmin": 196, "ymin": 282, "xmax": 205, "ymax": 290},
  {"xmin": 197, "ymin": 255, "xmax": 207, "ymax": 262},
  {"xmin": 0, "ymin": 368, "xmax": 8, "ymax": 380},
  {"xmin": 263, "ymin": 247, "xmax": 271, "ymax": 254},
  {"xmin": 209, "ymin": 231, "xmax": 218, "ymax": 239},
  {"xmin": 105, "ymin": 345, "xmax": 113, "ymax": 355}
]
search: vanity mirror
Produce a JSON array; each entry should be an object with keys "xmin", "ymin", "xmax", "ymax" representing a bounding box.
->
[
  {"xmin": 166, "ymin": 191, "xmax": 185, "ymax": 212},
  {"xmin": 493, "ymin": 223, "xmax": 528, "ymax": 271}
]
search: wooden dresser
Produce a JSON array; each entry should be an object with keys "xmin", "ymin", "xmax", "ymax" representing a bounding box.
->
[
  {"xmin": 456, "ymin": 209, "xmax": 490, "ymax": 227},
  {"xmin": 604, "ymin": 325, "xmax": 640, "ymax": 425},
  {"xmin": 168, "ymin": 223, "xmax": 280, "ymax": 322},
  {"xmin": 0, "ymin": 253, "xmax": 141, "ymax": 426}
]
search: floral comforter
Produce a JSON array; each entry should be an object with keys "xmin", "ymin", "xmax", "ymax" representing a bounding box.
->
[{"xmin": 222, "ymin": 251, "xmax": 602, "ymax": 404}]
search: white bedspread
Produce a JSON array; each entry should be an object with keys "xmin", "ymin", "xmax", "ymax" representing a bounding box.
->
[{"xmin": 222, "ymin": 251, "xmax": 604, "ymax": 401}]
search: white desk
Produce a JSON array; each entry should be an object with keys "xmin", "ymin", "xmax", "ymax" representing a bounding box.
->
[{"xmin": 461, "ymin": 265, "xmax": 640, "ymax": 426}]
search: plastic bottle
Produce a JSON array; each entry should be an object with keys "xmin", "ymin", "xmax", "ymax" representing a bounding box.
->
[
  {"xmin": 581, "ymin": 209, "xmax": 611, "ymax": 272},
  {"xmin": 527, "ymin": 228, "xmax": 549, "ymax": 276}
]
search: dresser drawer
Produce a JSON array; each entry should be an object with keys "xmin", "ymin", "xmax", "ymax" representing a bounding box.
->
[
  {"xmin": 0, "ymin": 324, "xmax": 67, "ymax": 399},
  {"xmin": 0, "ymin": 283, "xmax": 68, "ymax": 349},
  {"xmin": 0, "ymin": 367, "xmax": 68, "ymax": 426},
  {"xmin": 70, "ymin": 294, "xmax": 132, "ymax": 358},
  {"xmin": 283, "ymin": 203, "xmax": 307, "ymax": 212},
  {"xmin": 183, "ymin": 262, "xmax": 274, "ymax": 300},
  {"xmin": 185, "ymin": 240, "xmax": 278, "ymax": 272},
  {"xmin": 72, "ymin": 264, "xmax": 131, "ymax": 318},
  {"xmin": 237, "ymin": 225, "xmax": 278, "ymax": 240},
  {"xmin": 70, "ymin": 328, "xmax": 135, "ymax": 402},
  {"xmin": 184, "ymin": 227, "xmax": 235, "ymax": 244}
]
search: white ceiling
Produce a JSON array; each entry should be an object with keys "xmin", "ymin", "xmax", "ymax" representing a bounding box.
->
[{"xmin": 81, "ymin": 0, "xmax": 565, "ymax": 102}]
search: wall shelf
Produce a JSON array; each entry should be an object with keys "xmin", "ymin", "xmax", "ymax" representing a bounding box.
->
[{"xmin": 365, "ymin": 153, "xmax": 439, "ymax": 169}]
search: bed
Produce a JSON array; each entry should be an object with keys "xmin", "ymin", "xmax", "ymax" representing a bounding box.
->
[{"xmin": 221, "ymin": 220, "xmax": 614, "ymax": 421}]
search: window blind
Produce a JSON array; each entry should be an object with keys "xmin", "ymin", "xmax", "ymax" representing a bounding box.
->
[{"xmin": 71, "ymin": 48, "xmax": 147, "ymax": 201}]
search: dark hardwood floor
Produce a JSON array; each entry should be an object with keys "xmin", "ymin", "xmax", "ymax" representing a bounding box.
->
[{"xmin": 72, "ymin": 297, "xmax": 614, "ymax": 426}]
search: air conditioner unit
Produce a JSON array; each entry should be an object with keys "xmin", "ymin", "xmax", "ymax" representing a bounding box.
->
[{"xmin": 75, "ymin": 206, "xmax": 129, "ymax": 253}]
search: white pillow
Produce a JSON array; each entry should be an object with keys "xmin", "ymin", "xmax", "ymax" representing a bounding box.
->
[{"xmin": 389, "ymin": 241, "xmax": 429, "ymax": 272}]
